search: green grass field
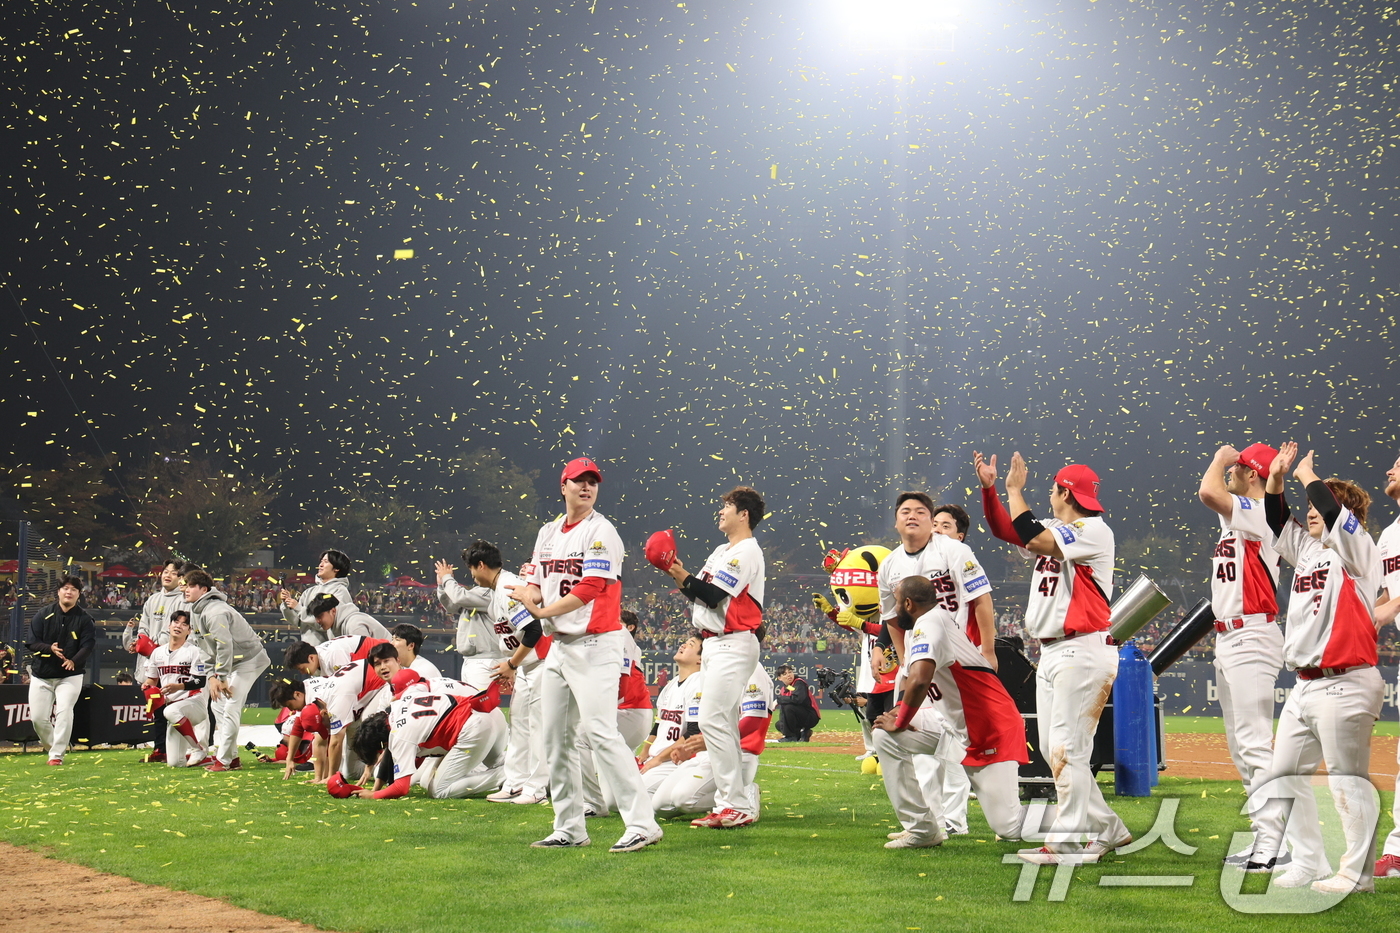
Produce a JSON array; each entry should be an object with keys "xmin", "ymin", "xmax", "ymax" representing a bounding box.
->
[{"xmin": 3, "ymin": 740, "xmax": 1397, "ymax": 932}]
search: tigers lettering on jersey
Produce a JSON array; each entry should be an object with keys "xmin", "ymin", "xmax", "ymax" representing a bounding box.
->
[
  {"xmin": 1384, "ymin": 554, "xmax": 1400, "ymax": 576},
  {"xmin": 539, "ymin": 558, "xmax": 584, "ymax": 576}
]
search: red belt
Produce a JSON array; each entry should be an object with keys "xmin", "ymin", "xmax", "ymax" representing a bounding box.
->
[
  {"xmin": 1296, "ymin": 665, "xmax": 1367, "ymax": 681},
  {"xmin": 1214, "ymin": 614, "xmax": 1276, "ymax": 632}
]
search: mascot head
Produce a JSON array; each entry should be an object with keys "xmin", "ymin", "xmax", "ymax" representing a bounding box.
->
[{"xmin": 823, "ymin": 545, "xmax": 890, "ymax": 620}]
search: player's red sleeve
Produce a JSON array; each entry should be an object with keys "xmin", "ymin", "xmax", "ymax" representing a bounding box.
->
[
  {"xmin": 534, "ymin": 635, "xmax": 552, "ymax": 660},
  {"xmin": 373, "ymin": 776, "xmax": 412, "ymax": 799},
  {"xmin": 569, "ymin": 576, "xmax": 607, "ymax": 604},
  {"xmin": 861, "ymin": 620, "xmax": 882, "ymax": 636},
  {"xmin": 981, "ymin": 486, "xmax": 1020, "ymax": 546}
]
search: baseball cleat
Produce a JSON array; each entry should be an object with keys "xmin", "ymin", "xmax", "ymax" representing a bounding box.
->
[
  {"xmin": 609, "ymin": 829, "xmax": 663, "ymax": 853},
  {"xmin": 1243, "ymin": 857, "xmax": 1280, "ymax": 873},
  {"xmin": 485, "ymin": 788, "xmax": 521, "ymax": 803},
  {"xmin": 512, "ymin": 792, "xmax": 548, "ymax": 805},
  {"xmin": 530, "ymin": 834, "xmax": 590, "ymax": 848},
  {"xmin": 1374, "ymin": 854, "xmax": 1400, "ymax": 878},
  {"xmin": 1273, "ymin": 866, "xmax": 1329, "ymax": 888},
  {"xmin": 46, "ymin": 758, "xmax": 63, "ymax": 766},
  {"xmin": 888, "ymin": 830, "xmax": 912, "ymax": 841},
  {"xmin": 143, "ymin": 751, "xmax": 167, "ymax": 764},
  {"xmin": 885, "ymin": 831, "xmax": 947, "ymax": 849},
  {"xmin": 1018, "ymin": 846, "xmax": 1085, "ymax": 865},
  {"xmin": 716, "ymin": 809, "xmax": 756, "ymax": 829},
  {"xmin": 690, "ymin": 812, "xmax": 725, "ymax": 828},
  {"xmin": 204, "ymin": 759, "xmax": 232, "ymax": 772},
  {"xmin": 1312, "ymin": 873, "xmax": 1374, "ymax": 894},
  {"xmin": 1082, "ymin": 833, "xmax": 1133, "ymax": 862},
  {"xmin": 229, "ymin": 757, "xmax": 243, "ymax": 770},
  {"xmin": 185, "ymin": 749, "xmax": 210, "ymax": 768}
]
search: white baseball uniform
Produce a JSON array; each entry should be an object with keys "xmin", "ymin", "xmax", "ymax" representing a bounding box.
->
[
  {"xmin": 581, "ymin": 628, "xmax": 653, "ymax": 815},
  {"xmin": 652, "ymin": 664, "xmax": 773, "ymax": 815},
  {"xmin": 1019, "ymin": 516, "xmax": 1127, "ymax": 853},
  {"xmin": 1210, "ymin": 495, "xmax": 1284, "ymax": 797},
  {"xmin": 690, "ymin": 536, "xmax": 765, "ymax": 819},
  {"xmin": 525, "ymin": 510, "xmax": 659, "ymax": 843},
  {"xmin": 1376, "ymin": 517, "xmax": 1400, "ymax": 859},
  {"xmin": 643, "ymin": 670, "xmax": 695, "ymax": 794},
  {"xmin": 146, "ymin": 641, "xmax": 209, "ymax": 766},
  {"xmin": 314, "ymin": 634, "xmax": 390, "ymax": 677},
  {"xmin": 379, "ymin": 685, "xmax": 507, "ymax": 799},
  {"xmin": 125, "ymin": 587, "xmax": 187, "ymax": 683},
  {"xmin": 1250, "ymin": 499, "xmax": 1382, "ymax": 884}
]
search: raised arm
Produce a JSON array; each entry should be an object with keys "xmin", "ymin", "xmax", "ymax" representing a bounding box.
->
[
  {"xmin": 1005, "ymin": 452, "xmax": 1063, "ymax": 558},
  {"xmin": 1199, "ymin": 445, "xmax": 1240, "ymax": 517}
]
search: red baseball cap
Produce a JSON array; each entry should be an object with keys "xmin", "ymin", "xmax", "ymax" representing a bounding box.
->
[
  {"xmin": 644, "ymin": 529, "xmax": 678, "ymax": 571},
  {"xmin": 326, "ymin": 773, "xmax": 361, "ymax": 799},
  {"xmin": 390, "ymin": 669, "xmax": 424, "ymax": 699},
  {"xmin": 560, "ymin": 457, "xmax": 603, "ymax": 484},
  {"xmin": 1235, "ymin": 443, "xmax": 1278, "ymax": 476},
  {"xmin": 1054, "ymin": 464, "xmax": 1105, "ymax": 512}
]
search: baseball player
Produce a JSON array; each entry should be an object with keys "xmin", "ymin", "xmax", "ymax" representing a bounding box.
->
[
  {"xmin": 1373, "ymin": 453, "xmax": 1400, "ymax": 879},
  {"xmin": 638, "ymin": 634, "xmax": 704, "ymax": 796},
  {"xmin": 974, "ymin": 451, "xmax": 1130, "ymax": 864},
  {"xmin": 124, "ymin": 559, "xmax": 187, "ymax": 763},
  {"xmin": 182, "ymin": 568, "xmax": 272, "ymax": 772},
  {"xmin": 306, "ymin": 593, "xmax": 391, "ymax": 641},
  {"xmin": 141, "ymin": 610, "xmax": 211, "ymax": 767},
  {"xmin": 452, "ymin": 541, "xmax": 553, "ymax": 805},
  {"xmin": 877, "ymin": 492, "xmax": 994, "ymax": 834},
  {"xmin": 24, "ymin": 576, "xmax": 96, "ymax": 766},
  {"xmin": 651, "ymin": 659, "xmax": 775, "ymax": 819},
  {"xmin": 343, "ymin": 670, "xmax": 507, "ymax": 800},
  {"xmin": 436, "ymin": 555, "xmax": 505, "ymax": 689},
  {"xmin": 389, "ymin": 623, "xmax": 442, "ymax": 679},
  {"xmin": 1198, "ymin": 444, "xmax": 1286, "ymax": 867},
  {"xmin": 1248, "ymin": 444, "xmax": 1381, "ymax": 893},
  {"xmin": 506, "ymin": 457, "xmax": 663, "ymax": 853},
  {"xmin": 268, "ymin": 675, "xmax": 333, "ymax": 782},
  {"xmin": 878, "ymin": 577, "xmax": 1029, "ymax": 847},
  {"xmin": 658, "ymin": 486, "xmax": 768, "ymax": 830},
  {"xmin": 281, "ymin": 550, "xmax": 356, "ymax": 646},
  {"xmin": 284, "ymin": 633, "xmax": 390, "ymax": 678},
  {"xmin": 579, "ymin": 612, "xmax": 654, "ymax": 817}
]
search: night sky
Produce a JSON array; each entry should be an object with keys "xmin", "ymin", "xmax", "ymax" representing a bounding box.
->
[{"xmin": 6, "ymin": 0, "xmax": 1399, "ymax": 575}]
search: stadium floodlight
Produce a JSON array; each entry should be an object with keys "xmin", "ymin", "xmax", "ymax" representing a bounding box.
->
[{"xmin": 830, "ymin": 0, "xmax": 960, "ymax": 52}]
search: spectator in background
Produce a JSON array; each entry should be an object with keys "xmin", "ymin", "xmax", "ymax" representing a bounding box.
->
[
  {"xmin": 25, "ymin": 576, "xmax": 96, "ymax": 765},
  {"xmin": 281, "ymin": 550, "xmax": 356, "ymax": 646},
  {"xmin": 774, "ymin": 664, "xmax": 820, "ymax": 742},
  {"xmin": 0, "ymin": 644, "xmax": 17, "ymax": 684}
]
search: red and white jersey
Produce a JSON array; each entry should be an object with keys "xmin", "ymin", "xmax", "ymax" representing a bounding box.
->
[
  {"xmin": 650, "ymin": 671, "xmax": 696, "ymax": 761},
  {"xmin": 1377, "ymin": 517, "xmax": 1400, "ymax": 607},
  {"xmin": 739, "ymin": 663, "xmax": 777, "ymax": 755},
  {"xmin": 619, "ymin": 629, "xmax": 651, "ymax": 710},
  {"xmin": 1021, "ymin": 517, "xmax": 1115, "ymax": 641},
  {"xmin": 315, "ymin": 635, "xmax": 390, "ymax": 676},
  {"xmin": 690, "ymin": 537, "xmax": 765, "ymax": 635},
  {"xmin": 325, "ymin": 659, "xmax": 386, "ymax": 736},
  {"xmin": 147, "ymin": 641, "xmax": 207, "ymax": 703},
  {"xmin": 386, "ymin": 685, "xmax": 486, "ymax": 785},
  {"xmin": 1211, "ymin": 495, "xmax": 1281, "ymax": 619},
  {"xmin": 409, "ymin": 655, "xmax": 442, "ymax": 680},
  {"xmin": 524, "ymin": 511, "xmax": 624, "ymax": 636},
  {"xmin": 289, "ymin": 675, "xmax": 335, "ymax": 740},
  {"xmin": 1274, "ymin": 506, "xmax": 1379, "ymax": 670},
  {"xmin": 905, "ymin": 607, "xmax": 1029, "ymax": 767},
  {"xmin": 877, "ymin": 536, "xmax": 992, "ymax": 641}
]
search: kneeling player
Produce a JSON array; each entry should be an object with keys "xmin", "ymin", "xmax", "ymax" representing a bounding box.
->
[
  {"xmin": 347, "ymin": 670, "xmax": 507, "ymax": 799},
  {"xmin": 879, "ymin": 577, "xmax": 1029, "ymax": 847},
  {"xmin": 269, "ymin": 675, "xmax": 333, "ymax": 782},
  {"xmin": 638, "ymin": 635, "xmax": 704, "ymax": 796},
  {"xmin": 142, "ymin": 611, "xmax": 210, "ymax": 767},
  {"xmin": 652, "ymin": 659, "xmax": 774, "ymax": 825}
]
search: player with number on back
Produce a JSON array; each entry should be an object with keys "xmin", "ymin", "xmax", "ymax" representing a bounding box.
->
[
  {"xmin": 506, "ymin": 457, "xmax": 663, "ymax": 853},
  {"xmin": 975, "ymin": 450, "xmax": 1131, "ymax": 865},
  {"xmin": 1198, "ymin": 443, "xmax": 1287, "ymax": 869}
]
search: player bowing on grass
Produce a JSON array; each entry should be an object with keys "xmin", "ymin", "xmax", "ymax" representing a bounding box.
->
[
  {"xmin": 508, "ymin": 457, "xmax": 663, "ymax": 853},
  {"xmin": 1246, "ymin": 443, "xmax": 1382, "ymax": 894},
  {"xmin": 655, "ymin": 486, "xmax": 768, "ymax": 830},
  {"xmin": 974, "ymin": 451, "xmax": 1131, "ymax": 865}
]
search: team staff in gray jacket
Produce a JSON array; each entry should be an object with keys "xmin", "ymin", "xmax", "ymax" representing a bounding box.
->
[
  {"xmin": 307, "ymin": 593, "xmax": 392, "ymax": 640},
  {"xmin": 123, "ymin": 559, "xmax": 189, "ymax": 762},
  {"xmin": 280, "ymin": 549, "xmax": 356, "ymax": 646},
  {"xmin": 25, "ymin": 576, "xmax": 96, "ymax": 764},
  {"xmin": 183, "ymin": 568, "xmax": 272, "ymax": 771}
]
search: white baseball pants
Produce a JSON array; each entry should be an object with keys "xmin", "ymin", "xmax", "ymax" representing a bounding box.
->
[
  {"xmin": 1037, "ymin": 635, "xmax": 1129, "ymax": 851},
  {"xmin": 1213, "ymin": 617, "xmax": 1284, "ymax": 792},
  {"xmin": 29, "ymin": 674, "xmax": 84, "ymax": 760},
  {"xmin": 422, "ymin": 707, "xmax": 508, "ymax": 798},
  {"xmin": 501, "ymin": 663, "xmax": 549, "ymax": 797},
  {"xmin": 697, "ymin": 631, "xmax": 760, "ymax": 817},
  {"xmin": 162, "ymin": 694, "xmax": 208, "ymax": 765},
  {"xmin": 538, "ymin": 630, "xmax": 659, "ymax": 842},
  {"xmin": 651, "ymin": 750, "xmax": 760, "ymax": 815},
  {"xmin": 872, "ymin": 705, "xmax": 947, "ymax": 842},
  {"xmin": 1249, "ymin": 667, "xmax": 1383, "ymax": 884}
]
